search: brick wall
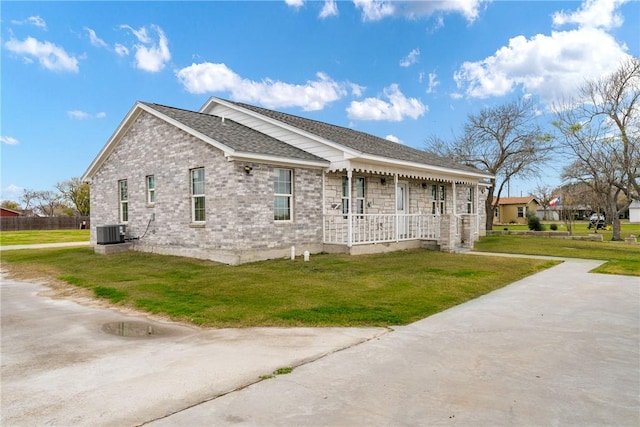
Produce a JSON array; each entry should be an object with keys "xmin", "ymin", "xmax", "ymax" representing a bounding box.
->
[{"xmin": 89, "ymin": 112, "xmax": 323, "ymax": 264}]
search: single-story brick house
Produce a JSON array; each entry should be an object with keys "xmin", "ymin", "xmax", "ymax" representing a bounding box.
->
[
  {"xmin": 493, "ymin": 197, "xmax": 540, "ymax": 225},
  {"xmin": 83, "ymin": 97, "xmax": 493, "ymax": 265}
]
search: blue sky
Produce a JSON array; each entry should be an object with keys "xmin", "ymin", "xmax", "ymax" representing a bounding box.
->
[{"xmin": 1, "ymin": 0, "xmax": 638, "ymax": 203}]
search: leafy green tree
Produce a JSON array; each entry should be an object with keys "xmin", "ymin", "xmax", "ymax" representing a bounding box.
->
[
  {"xmin": 56, "ymin": 177, "xmax": 90, "ymax": 216},
  {"xmin": 553, "ymin": 57, "xmax": 639, "ymax": 240}
]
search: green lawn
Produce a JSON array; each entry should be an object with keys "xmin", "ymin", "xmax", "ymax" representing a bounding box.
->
[
  {"xmin": 1, "ymin": 247, "xmax": 555, "ymax": 328},
  {"xmin": 495, "ymin": 220, "xmax": 640, "ymax": 239},
  {"xmin": 475, "ymin": 234, "xmax": 640, "ymax": 276},
  {"xmin": 0, "ymin": 230, "xmax": 90, "ymax": 245}
]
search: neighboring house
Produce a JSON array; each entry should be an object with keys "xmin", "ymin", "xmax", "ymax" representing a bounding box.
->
[
  {"xmin": 0, "ymin": 207, "xmax": 22, "ymax": 217},
  {"xmin": 630, "ymin": 200, "xmax": 640, "ymax": 223},
  {"xmin": 494, "ymin": 197, "xmax": 540, "ymax": 225},
  {"xmin": 83, "ymin": 98, "xmax": 493, "ymax": 265}
]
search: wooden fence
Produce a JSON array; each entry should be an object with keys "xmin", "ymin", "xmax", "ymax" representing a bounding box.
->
[{"xmin": 0, "ymin": 216, "xmax": 90, "ymax": 231}]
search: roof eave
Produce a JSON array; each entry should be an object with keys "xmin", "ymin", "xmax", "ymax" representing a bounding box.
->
[
  {"xmin": 226, "ymin": 152, "xmax": 329, "ymax": 169},
  {"xmin": 356, "ymin": 153, "xmax": 494, "ymax": 181},
  {"xmin": 82, "ymin": 102, "xmax": 238, "ymax": 182}
]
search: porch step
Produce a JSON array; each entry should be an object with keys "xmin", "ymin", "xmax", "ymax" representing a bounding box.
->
[{"xmin": 453, "ymin": 246, "xmax": 472, "ymax": 254}]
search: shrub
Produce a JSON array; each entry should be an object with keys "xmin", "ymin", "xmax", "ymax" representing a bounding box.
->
[
  {"xmin": 527, "ymin": 214, "xmax": 545, "ymax": 231},
  {"xmin": 550, "ymin": 223, "xmax": 558, "ymax": 231}
]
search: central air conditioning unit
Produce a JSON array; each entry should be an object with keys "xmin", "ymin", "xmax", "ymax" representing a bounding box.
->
[{"xmin": 96, "ymin": 224, "xmax": 126, "ymax": 245}]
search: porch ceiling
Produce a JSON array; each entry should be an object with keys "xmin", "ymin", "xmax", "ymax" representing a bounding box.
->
[{"xmin": 327, "ymin": 160, "xmax": 479, "ymax": 185}]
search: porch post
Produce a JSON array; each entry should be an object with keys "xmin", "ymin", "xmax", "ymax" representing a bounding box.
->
[
  {"xmin": 394, "ymin": 173, "xmax": 399, "ymax": 243},
  {"xmin": 322, "ymin": 170, "xmax": 326, "ymax": 244},
  {"xmin": 347, "ymin": 170, "xmax": 353, "ymax": 247},
  {"xmin": 452, "ymin": 181, "xmax": 457, "ymax": 216}
]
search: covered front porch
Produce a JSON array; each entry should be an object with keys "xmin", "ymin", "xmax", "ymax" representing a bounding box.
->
[{"xmin": 320, "ymin": 167, "xmax": 485, "ymax": 253}]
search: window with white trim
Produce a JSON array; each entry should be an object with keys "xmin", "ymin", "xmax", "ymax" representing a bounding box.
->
[
  {"xmin": 146, "ymin": 175, "xmax": 156, "ymax": 204},
  {"xmin": 341, "ymin": 176, "xmax": 349, "ymax": 216},
  {"xmin": 118, "ymin": 179, "xmax": 128, "ymax": 222},
  {"xmin": 517, "ymin": 206, "xmax": 524, "ymax": 218},
  {"xmin": 431, "ymin": 184, "xmax": 445, "ymax": 214},
  {"xmin": 190, "ymin": 168, "xmax": 205, "ymax": 222},
  {"xmin": 466, "ymin": 187, "xmax": 474, "ymax": 214},
  {"xmin": 274, "ymin": 168, "xmax": 292, "ymax": 221}
]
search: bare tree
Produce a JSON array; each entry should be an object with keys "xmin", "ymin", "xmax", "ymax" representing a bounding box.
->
[
  {"xmin": 530, "ymin": 184, "xmax": 555, "ymax": 220},
  {"xmin": 32, "ymin": 191, "xmax": 64, "ymax": 217},
  {"xmin": 56, "ymin": 177, "xmax": 90, "ymax": 216},
  {"xmin": 20, "ymin": 189, "xmax": 39, "ymax": 214},
  {"xmin": 553, "ymin": 57, "xmax": 640, "ymax": 240},
  {"xmin": 426, "ymin": 97, "xmax": 555, "ymax": 230}
]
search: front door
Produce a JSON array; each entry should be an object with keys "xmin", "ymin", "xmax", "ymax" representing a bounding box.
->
[{"xmin": 397, "ymin": 182, "xmax": 408, "ymax": 237}]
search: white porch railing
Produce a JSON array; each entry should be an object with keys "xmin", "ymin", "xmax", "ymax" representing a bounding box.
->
[{"xmin": 324, "ymin": 213, "xmax": 441, "ymax": 245}]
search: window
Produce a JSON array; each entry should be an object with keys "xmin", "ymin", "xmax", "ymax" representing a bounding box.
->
[
  {"xmin": 118, "ymin": 180, "xmax": 128, "ymax": 222},
  {"xmin": 355, "ymin": 177, "xmax": 365, "ymax": 215},
  {"xmin": 274, "ymin": 168, "xmax": 292, "ymax": 221},
  {"xmin": 146, "ymin": 175, "xmax": 156, "ymax": 204},
  {"xmin": 341, "ymin": 176, "xmax": 365, "ymax": 217},
  {"xmin": 466, "ymin": 187, "xmax": 474, "ymax": 214},
  {"xmin": 431, "ymin": 184, "xmax": 446, "ymax": 214},
  {"xmin": 341, "ymin": 176, "xmax": 349, "ymax": 216},
  {"xmin": 191, "ymin": 168, "xmax": 205, "ymax": 222},
  {"xmin": 517, "ymin": 206, "xmax": 524, "ymax": 218}
]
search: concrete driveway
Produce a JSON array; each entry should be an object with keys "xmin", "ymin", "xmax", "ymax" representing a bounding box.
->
[{"xmin": 2, "ymin": 258, "xmax": 639, "ymax": 426}]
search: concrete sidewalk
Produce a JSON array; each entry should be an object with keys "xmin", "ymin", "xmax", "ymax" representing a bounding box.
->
[
  {"xmin": 2, "ymin": 258, "xmax": 639, "ymax": 426},
  {"xmin": 149, "ymin": 259, "xmax": 640, "ymax": 426},
  {"xmin": 0, "ymin": 241, "xmax": 90, "ymax": 251},
  {"xmin": 0, "ymin": 274, "xmax": 386, "ymax": 426}
]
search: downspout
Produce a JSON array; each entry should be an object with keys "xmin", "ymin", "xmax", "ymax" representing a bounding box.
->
[{"xmin": 347, "ymin": 170, "xmax": 353, "ymax": 247}]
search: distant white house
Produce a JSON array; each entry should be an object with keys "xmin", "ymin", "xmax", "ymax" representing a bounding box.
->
[{"xmin": 630, "ymin": 200, "xmax": 640, "ymax": 223}]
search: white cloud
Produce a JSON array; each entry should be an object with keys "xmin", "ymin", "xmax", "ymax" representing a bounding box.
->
[
  {"xmin": 120, "ymin": 24, "xmax": 171, "ymax": 72},
  {"xmin": 454, "ymin": 0, "xmax": 632, "ymax": 103},
  {"xmin": 85, "ymin": 27, "xmax": 108, "ymax": 48},
  {"xmin": 399, "ymin": 48, "xmax": 420, "ymax": 67},
  {"xmin": 285, "ymin": 0, "xmax": 304, "ymax": 9},
  {"xmin": 0, "ymin": 136, "xmax": 19, "ymax": 145},
  {"xmin": 552, "ymin": 0, "xmax": 628, "ymax": 30},
  {"xmin": 346, "ymin": 84, "xmax": 427, "ymax": 121},
  {"xmin": 68, "ymin": 110, "xmax": 106, "ymax": 120},
  {"xmin": 353, "ymin": 0, "xmax": 484, "ymax": 22},
  {"xmin": 385, "ymin": 134, "xmax": 402, "ymax": 143},
  {"xmin": 176, "ymin": 63, "xmax": 349, "ymax": 111},
  {"xmin": 1, "ymin": 184, "xmax": 24, "ymax": 202},
  {"xmin": 426, "ymin": 72, "xmax": 440, "ymax": 94},
  {"xmin": 11, "ymin": 16, "xmax": 47, "ymax": 30},
  {"xmin": 349, "ymin": 82, "xmax": 366, "ymax": 97},
  {"xmin": 353, "ymin": 0, "xmax": 395, "ymax": 21},
  {"xmin": 454, "ymin": 27, "xmax": 630, "ymax": 103},
  {"xmin": 319, "ymin": 0, "xmax": 339, "ymax": 18},
  {"xmin": 114, "ymin": 43, "xmax": 129, "ymax": 56},
  {"xmin": 4, "ymin": 36, "xmax": 79, "ymax": 72}
]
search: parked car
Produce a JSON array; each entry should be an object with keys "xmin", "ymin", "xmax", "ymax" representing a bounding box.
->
[{"xmin": 589, "ymin": 213, "xmax": 605, "ymax": 222}]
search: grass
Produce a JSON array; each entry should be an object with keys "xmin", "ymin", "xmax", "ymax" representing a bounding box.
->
[
  {"xmin": 0, "ymin": 247, "xmax": 555, "ymax": 328},
  {"xmin": 475, "ymin": 234, "xmax": 640, "ymax": 276},
  {"xmin": 0, "ymin": 229, "xmax": 90, "ymax": 245},
  {"xmin": 495, "ymin": 220, "xmax": 640, "ymax": 239}
]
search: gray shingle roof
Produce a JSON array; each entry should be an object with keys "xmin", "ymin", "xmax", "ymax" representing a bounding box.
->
[
  {"xmin": 228, "ymin": 100, "xmax": 483, "ymax": 175},
  {"xmin": 142, "ymin": 102, "xmax": 326, "ymax": 163}
]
